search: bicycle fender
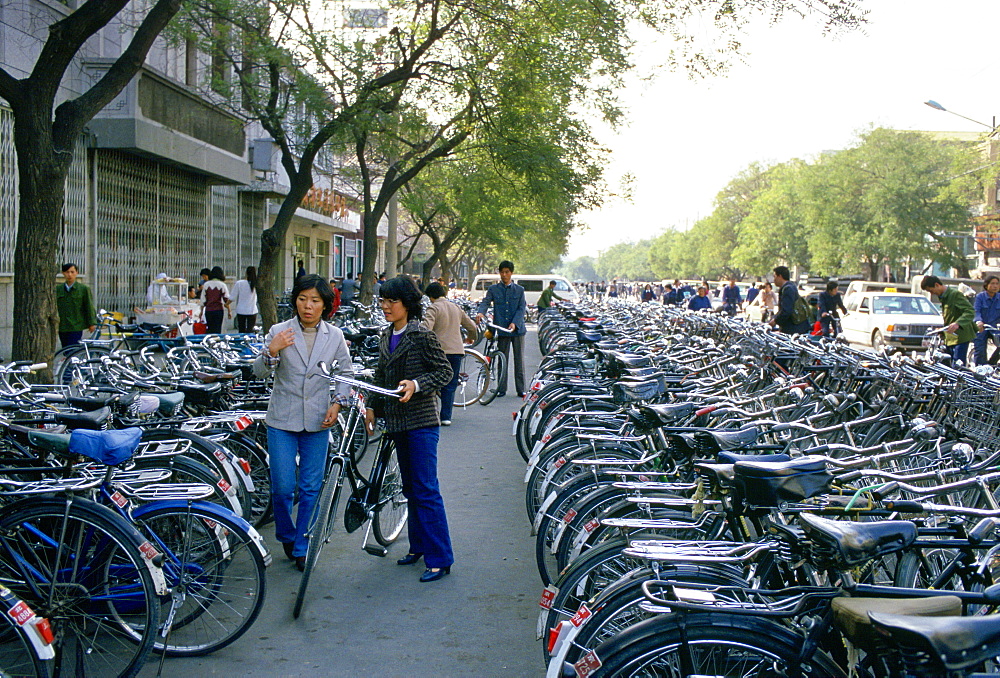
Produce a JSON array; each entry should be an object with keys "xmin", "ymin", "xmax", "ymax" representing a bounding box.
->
[{"xmin": 131, "ymin": 500, "xmax": 271, "ymax": 565}]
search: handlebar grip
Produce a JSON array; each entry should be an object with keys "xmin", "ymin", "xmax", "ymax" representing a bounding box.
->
[
  {"xmin": 884, "ymin": 500, "xmax": 925, "ymax": 514},
  {"xmin": 28, "ymin": 363, "xmax": 48, "ymax": 372},
  {"xmin": 870, "ymin": 482, "xmax": 899, "ymax": 501},
  {"xmin": 771, "ymin": 423, "xmax": 792, "ymax": 432},
  {"xmin": 803, "ymin": 444, "xmax": 830, "ymax": 455},
  {"xmin": 695, "ymin": 405, "xmax": 719, "ymax": 417},
  {"xmin": 837, "ymin": 469, "xmax": 862, "ymax": 482}
]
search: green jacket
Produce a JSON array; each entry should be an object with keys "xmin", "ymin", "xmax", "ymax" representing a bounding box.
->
[
  {"xmin": 537, "ymin": 287, "xmax": 563, "ymax": 309},
  {"xmin": 938, "ymin": 286, "xmax": 976, "ymax": 345},
  {"xmin": 56, "ymin": 282, "xmax": 97, "ymax": 333}
]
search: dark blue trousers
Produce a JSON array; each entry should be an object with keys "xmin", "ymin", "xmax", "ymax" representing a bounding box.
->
[
  {"xmin": 439, "ymin": 353, "xmax": 463, "ymax": 421},
  {"xmin": 390, "ymin": 426, "xmax": 454, "ymax": 569}
]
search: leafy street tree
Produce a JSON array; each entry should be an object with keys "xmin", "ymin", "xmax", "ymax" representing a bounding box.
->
[
  {"xmin": 0, "ymin": 0, "xmax": 185, "ymax": 371},
  {"xmin": 731, "ymin": 160, "xmax": 811, "ymax": 274},
  {"xmin": 596, "ymin": 240, "xmax": 656, "ymax": 281}
]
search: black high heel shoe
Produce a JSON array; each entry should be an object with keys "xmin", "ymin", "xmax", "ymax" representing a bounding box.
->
[
  {"xmin": 397, "ymin": 553, "xmax": 423, "ymax": 566},
  {"xmin": 419, "ymin": 566, "xmax": 451, "ymax": 582},
  {"xmin": 282, "ymin": 542, "xmax": 295, "ymax": 561}
]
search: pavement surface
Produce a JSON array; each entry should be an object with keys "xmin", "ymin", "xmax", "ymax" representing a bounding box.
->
[{"xmin": 144, "ymin": 329, "xmax": 545, "ymax": 677}]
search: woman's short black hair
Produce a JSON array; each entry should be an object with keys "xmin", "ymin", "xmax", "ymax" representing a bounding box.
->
[
  {"xmin": 379, "ymin": 276, "xmax": 423, "ymax": 320},
  {"xmin": 209, "ymin": 266, "xmax": 225, "ymax": 281},
  {"xmin": 983, "ymin": 275, "xmax": 999, "ymax": 287},
  {"xmin": 425, "ymin": 282, "xmax": 446, "ymax": 299},
  {"xmin": 292, "ymin": 274, "xmax": 335, "ymax": 319},
  {"xmin": 200, "ymin": 268, "xmax": 211, "ymax": 277}
]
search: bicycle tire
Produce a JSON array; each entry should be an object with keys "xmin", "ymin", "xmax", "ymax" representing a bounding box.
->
[
  {"xmin": 0, "ymin": 496, "xmax": 160, "ymax": 678},
  {"xmin": 372, "ymin": 442, "xmax": 408, "ymax": 546},
  {"xmin": 454, "ymin": 349, "xmax": 489, "ymax": 407},
  {"xmin": 479, "ymin": 351, "xmax": 505, "ymax": 406},
  {"xmin": 588, "ymin": 612, "xmax": 845, "ymax": 678},
  {"xmin": 294, "ymin": 457, "xmax": 345, "ymax": 619},
  {"xmin": 477, "ymin": 353, "xmax": 498, "ymax": 405},
  {"xmin": 132, "ymin": 502, "xmax": 267, "ymax": 656}
]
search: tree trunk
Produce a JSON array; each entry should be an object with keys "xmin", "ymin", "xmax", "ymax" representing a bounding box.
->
[
  {"xmin": 258, "ymin": 179, "xmax": 312, "ymax": 332},
  {"xmin": 11, "ymin": 110, "xmax": 72, "ymax": 380}
]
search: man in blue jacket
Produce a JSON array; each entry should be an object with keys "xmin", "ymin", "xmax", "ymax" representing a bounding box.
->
[{"xmin": 476, "ymin": 260, "xmax": 527, "ymax": 397}]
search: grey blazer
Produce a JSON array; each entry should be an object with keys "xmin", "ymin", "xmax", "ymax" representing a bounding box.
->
[{"xmin": 252, "ymin": 317, "xmax": 353, "ymax": 432}]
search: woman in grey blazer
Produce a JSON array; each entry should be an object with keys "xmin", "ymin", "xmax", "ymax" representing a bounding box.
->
[{"xmin": 253, "ymin": 275, "xmax": 353, "ymax": 571}]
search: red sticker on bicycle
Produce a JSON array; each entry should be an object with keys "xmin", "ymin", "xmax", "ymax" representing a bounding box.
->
[
  {"xmin": 217, "ymin": 479, "xmax": 232, "ymax": 493},
  {"xmin": 539, "ymin": 585, "xmax": 557, "ymax": 609},
  {"xmin": 139, "ymin": 541, "xmax": 161, "ymax": 561},
  {"xmin": 236, "ymin": 416, "xmax": 252, "ymax": 430},
  {"xmin": 110, "ymin": 491, "xmax": 129, "ymax": 508},
  {"xmin": 570, "ymin": 604, "xmax": 592, "ymax": 627},
  {"xmin": 553, "ymin": 456, "xmax": 567, "ymax": 469},
  {"xmin": 583, "ymin": 518, "xmax": 600, "ymax": 533},
  {"xmin": 574, "ymin": 649, "xmax": 602, "ymax": 677},
  {"xmin": 214, "ymin": 449, "xmax": 227, "ymax": 462},
  {"xmin": 539, "ymin": 401, "xmax": 548, "ymax": 410},
  {"xmin": 203, "ymin": 518, "xmax": 218, "ymax": 530},
  {"xmin": 562, "ymin": 508, "xmax": 577, "ymax": 524},
  {"xmin": 7, "ymin": 601, "xmax": 32, "ymax": 626}
]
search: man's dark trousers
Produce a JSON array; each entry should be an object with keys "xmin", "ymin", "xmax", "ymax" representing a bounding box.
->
[{"xmin": 497, "ymin": 334, "xmax": 525, "ymax": 395}]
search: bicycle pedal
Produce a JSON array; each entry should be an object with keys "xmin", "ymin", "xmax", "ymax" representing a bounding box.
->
[
  {"xmin": 344, "ymin": 498, "xmax": 366, "ymax": 533},
  {"xmin": 363, "ymin": 544, "xmax": 388, "ymax": 557}
]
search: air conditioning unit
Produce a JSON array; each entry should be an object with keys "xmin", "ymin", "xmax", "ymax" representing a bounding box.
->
[{"xmin": 250, "ymin": 139, "xmax": 278, "ymax": 172}]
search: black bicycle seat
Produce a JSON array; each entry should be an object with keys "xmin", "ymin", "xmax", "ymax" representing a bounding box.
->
[
  {"xmin": 54, "ymin": 405, "xmax": 112, "ymax": 431},
  {"xmin": 700, "ymin": 427, "xmax": 760, "ymax": 450},
  {"xmin": 868, "ymin": 610, "xmax": 1000, "ymax": 672},
  {"xmin": 798, "ymin": 512, "xmax": 917, "ymax": 568}
]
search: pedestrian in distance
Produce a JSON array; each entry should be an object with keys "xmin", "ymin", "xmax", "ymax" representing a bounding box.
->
[
  {"xmin": 56, "ymin": 263, "xmax": 96, "ymax": 348},
  {"xmin": 422, "ymin": 282, "xmax": 478, "ymax": 425},
  {"xmin": 199, "ymin": 266, "xmax": 230, "ymax": 334},
  {"xmin": 296, "ymin": 260, "xmax": 306, "ymax": 280},
  {"xmin": 195, "ymin": 267, "xmax": 211, "ymax": 298},
  {"xmin": 921, "ymin": 275, "xmax": 976, "ymax": 367},
  {"xmin": 537, "ymin": 279, "xmax": 565, "ymax": 314},
  {"xmin": 364, "ymin": 276, "xmax": 455, "ymax": 582},
  {"xmin": 746, "ymin": 281, "xmax": 761, "ymax": 306},
  {"xmin": 339, "ymin": 273, "xmax": 359, "ymax": 306},
  {"xmin": 327, "ymin": 280, "xmax": 342, "ymax": 318},
  {"xmin": 770, "ymin": 266, "xmax": 812, "ymax": 334},
  {"xmin": 253, "ymin": 275, "xmax": 353, "ymax": 571},
  {"xmin": 641, "ymin": 284, "xmax": 655, "ymax": 303},
  {"xmin": 973, "ymin": 275, "xmax": 1000, "ymax": 365},
  {"xmin": 229, "ymin": 266, "xmax": 259, "ymax": 333},
  {"xmin": 687, "ymin": 285, "xmax": 713, "ymax": 312},
  {"xmin": 721, "ymin": 278, "xmax": 742, "ymax": 316},
  {"xmin": 475, "ymin": 260, "xmax": 528, "ymax": 398}
]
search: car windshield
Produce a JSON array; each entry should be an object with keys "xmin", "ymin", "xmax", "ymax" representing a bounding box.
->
[{"xmin": 871, "ymin": 295, "xmax": 938, "ymax": 315}]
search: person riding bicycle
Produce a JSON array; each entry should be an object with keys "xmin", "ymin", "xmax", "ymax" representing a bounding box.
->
[
  {"xmin": 973, "ymin": 275, "xmax": 1000, "ymax": 365},
  {"xmin": 253, "ymin": 274, "xmax": 354, "ymax": 571},
  {"xmin": 364, "ymin": 276, "xmax": 455, "ymax": 582},
  {"xmin": 721, "ymin": 278, "xmax": 741, "ymax": 316},
  {"xmin": 818, "ymin": 281, "xmax": 848, "ymax": 336}
]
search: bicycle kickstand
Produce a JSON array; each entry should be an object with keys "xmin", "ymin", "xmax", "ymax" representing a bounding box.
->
[{"xmin": 361, "ymin": 517, "xmax": 388, "ymax": 557}]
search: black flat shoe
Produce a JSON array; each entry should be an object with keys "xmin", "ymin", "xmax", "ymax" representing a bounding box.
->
[
  {"xmin": 295, "ymin": 556, "xmax": 306, "ymax": 572},
  {"xmin": 419, "ymin": 566, "xmax": 451, "ymax": 582},
  {"xmin": 397, "ymin": 553, "xmax": 423, "ymax": 566},
  {"xmin": 282, "ymin": 542, "xmax": 295, "ymax": 561}
]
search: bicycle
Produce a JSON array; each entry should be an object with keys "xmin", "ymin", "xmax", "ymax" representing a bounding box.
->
[
  {"xmin": 478, "ymin": 323, "xmax": 515, "ymax": 406},
  {"xmin": 292, "ymin": 365, "xmax": 407, "ymax": 618},
  {"xmin": 452, "ymin": 347, "xmax": 490, "ymax": 408}
]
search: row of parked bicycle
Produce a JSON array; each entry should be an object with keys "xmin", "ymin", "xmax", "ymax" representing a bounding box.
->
[
  {"xmin": 516, "ymin": 302, "xmax": 1000, "ymax": 677},
  {"xmin": 0, "ymin": 308, "xmax": 405, "ymax": 677}
]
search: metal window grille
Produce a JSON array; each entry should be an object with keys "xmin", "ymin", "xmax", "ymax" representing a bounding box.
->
[
  {"xmin": 0, "ymin": 107, "xmax": 17, "ymax": 275},
  {"xmin": 61, "ymin": 136, "xmax": 89, "ymax": 271},
  {"xmin": 239, "ymin": 192, "xmax": 263, "ymax": 272},
  {"xmin": 211, "ymin": 185, "xmax": 239, "ymax": 278}
]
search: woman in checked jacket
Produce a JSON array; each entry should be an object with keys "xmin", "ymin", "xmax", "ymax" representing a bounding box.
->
[{"xmin": 365, "ymin": 276, "xmax": 456, "ymax": 582}]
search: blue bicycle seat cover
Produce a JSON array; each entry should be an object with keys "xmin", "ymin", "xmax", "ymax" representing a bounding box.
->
[{"xmin": 69, "ymin": 427, "xmax": 142, "ymax": 466}]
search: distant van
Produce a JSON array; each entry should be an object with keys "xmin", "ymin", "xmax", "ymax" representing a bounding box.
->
[{"xmin": 468, "ymin": 274, "xmax": 580, "ymax": 306}]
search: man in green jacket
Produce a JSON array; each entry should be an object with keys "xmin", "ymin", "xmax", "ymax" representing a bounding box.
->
[
  {"xmin": 56, "ymin": 263, "xmax": 96, "ymax": 347},
  {"xmin": 536, "ymin": 280, "xmax": 564, "ymax": 314},
  {"xmin": 921, "ymin": 275, "xmax": 976, "ymax": 366}
]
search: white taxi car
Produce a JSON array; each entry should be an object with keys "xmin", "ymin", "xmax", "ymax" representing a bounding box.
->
[{"xmin": 841, "ymin": 292, "xmax": 943, "ymax": 352}]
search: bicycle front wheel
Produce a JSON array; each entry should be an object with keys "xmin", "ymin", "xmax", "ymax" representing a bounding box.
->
[
  {"xmin": 294, "ymin": 458, "xmax": 344, "ymax": 619},
  {"xmin": 372, "ymin": 442, "xmax": 408, "ymax": 546},
  {"xmin": 454, "ymin": 349, "xmax": 489, "ymax": 407},
  {"xmin": 132, "ymin": 503, "xmax": 267, "ymax": 656},
  {"xmin": 479, "ymin": 351, "xmax": 505, "ymax": 406}
]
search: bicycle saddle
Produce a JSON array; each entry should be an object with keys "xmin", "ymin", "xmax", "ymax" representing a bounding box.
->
[
  {"xmin": 575, "ymin": 331, "xmax": 603, "ymax": 344},
  {"xmin": 699, "ymin": 427, "xmax": 760, "ymax": 450},
  {"xmin": 717, "ymin": 450, "xmax": 791, "ymax": 464},
  {"xmin": 193, "ymin": 370, "xmax": 239, "ymax": 384},
  {"xmin": 868, "ymin": 610, "xmax": 1000, "ymax": 672},
  {"xmin": 154, "ymin": 391, "xmax": 185, "ymax": 416},
  {"xmin": 65, "ymin": 393, "xmax": 117, "ymax": 411},
  {"xmin": 69, "ymin": 427, "xmax": 143, "ymax": 466},
  {"xmin": 798, "ymin": 512, "xmax": 917, "ymax": 568},
  {"xmin": 694, "ymin": 462, "xmax": 735, "ymax": 486},
  {"xmin": 634, "ymin": 402, "xmax": 697, "ymax": 425},
  {"xmin": 831, "ymin": 596, "xmax": 962, "ymax": 651},
  {"xmin": 54, "ymin": 405, "xmax": 112, "ymax": 431}
]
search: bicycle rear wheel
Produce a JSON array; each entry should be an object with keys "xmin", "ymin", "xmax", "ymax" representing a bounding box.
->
[
  {"xmin": 293, "ymin": 458, "xmax": 344, "ymax": 619},
  {"xmin": 479, "ymin": 352, "xmax": 505, "ymax": 406},
  {"xmin": 454, "ymin": 350, "xmax": 489, "ymax": 407},
  {"xmin": 0, "ymin": 497, "xmax": 160, "ymax": 678},
  {"xmin": 372, "ymin": 441, "xmax": 408, "ymax": 546}
]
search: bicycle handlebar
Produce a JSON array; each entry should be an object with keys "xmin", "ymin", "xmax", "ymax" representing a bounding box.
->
[{"xmin": 315, "ymin": 361, "xmax": 404, "ymax": 398}]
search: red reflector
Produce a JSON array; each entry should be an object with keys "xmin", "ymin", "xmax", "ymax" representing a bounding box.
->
[
  {"xmin": 34, "ymin": 617, "xmax": 54, "ymax": 644},
  {"xmin": 547, "ymin": 621, "xmax": 567, "ymax": 655},
  {"xmin": 238, "ymin": 458, "xmax": 251, "ymax": 474}
]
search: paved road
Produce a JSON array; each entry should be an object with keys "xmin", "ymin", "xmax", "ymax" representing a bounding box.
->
[{"xmin": 145, "ymin": 330, "xmax": 544, "ymax": 677}]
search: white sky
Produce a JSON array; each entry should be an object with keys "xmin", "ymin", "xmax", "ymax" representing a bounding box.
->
[{"xmin": 567, "ymin": 0, "xmax": 1000, "ymax": 259}]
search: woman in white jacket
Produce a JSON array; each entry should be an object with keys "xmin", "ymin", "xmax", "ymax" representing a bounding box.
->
[{"xmin": 229, "ymin": 266, "xmax": 259, "ymax": 333}]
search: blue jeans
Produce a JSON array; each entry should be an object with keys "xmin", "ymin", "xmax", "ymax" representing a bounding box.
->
[
  {"xmin": 267, "ymin": 427, "xmax": 330, "ymax": 558},
  {"xmin": 390, "ymin": 426, "xmax": 453, "ymax": 569},
  {"xmin": 974, "ymin": 330, "xmax": 1000, "ymax": 365},
  {"xmin": 59, "ymin": 331, "xmax": 83, "ymax": 348},
  {"xmin": 439, "ymin": 354, "xmax": 463, "ymax": 422},
  {"xmin": 946, "ymin": 341, "xmax": 971, "ymax": 367}
]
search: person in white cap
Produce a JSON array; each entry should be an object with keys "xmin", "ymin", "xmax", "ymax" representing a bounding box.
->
[{"xmin": 146, "ymin": 273, "xmax": 171, "ymax": 306}]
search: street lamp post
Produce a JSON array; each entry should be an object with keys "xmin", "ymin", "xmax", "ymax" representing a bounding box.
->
[{"xmin": 924, "ymin": 100, "xmax": 996, "ymax": 133}]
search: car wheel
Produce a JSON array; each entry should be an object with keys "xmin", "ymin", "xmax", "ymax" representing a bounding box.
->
[{"xmin": 872, "ymin": 329, "xmax": 886, "ymax": 353}]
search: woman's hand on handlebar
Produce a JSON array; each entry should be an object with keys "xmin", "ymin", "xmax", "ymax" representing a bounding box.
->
[
  {"xmin": 321, "ymin": 403, "xmax": 341, "ymax": 429},
  {"xmin": 398, "ymin": 379, "xmax": 417, "ymax": 403},
  {"xmin": 365, "ymin": 407, "xmax": 375, "ymax": 434}
]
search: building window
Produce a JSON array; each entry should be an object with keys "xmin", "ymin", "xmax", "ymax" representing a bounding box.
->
[
  {"xmin": 294, "ymin": 235, "xmax": 310, "ymax": 275},
  {"xmin": 316, "ymin": 239, "xmax": 329, "ymax": 280},
  {"xmin": 333, "ymin": 235, "xmax": 344, "ymax": 278}
]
